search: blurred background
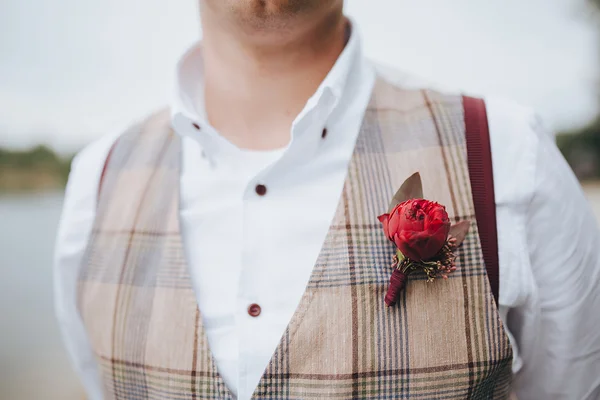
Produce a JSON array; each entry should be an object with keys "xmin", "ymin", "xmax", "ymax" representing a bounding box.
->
[{"xmin": 1, "ymin": 0, "xmax": 599, "ymax": 398}]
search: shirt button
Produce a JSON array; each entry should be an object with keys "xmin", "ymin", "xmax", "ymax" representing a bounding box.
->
[
  {"xmin": 255, "ymin": 184, "xmax": 267, "ymax": 196},
  {"xmin": 321, "ymin": 128, "xmax": 328, "ymax": 139},
  {"xmin": 248, "ymin": 304, "xmax": 261, "ymax": 317},
  {"xmin": 192, "ymin": 122, "xmax": 201, "ymax": 130}
]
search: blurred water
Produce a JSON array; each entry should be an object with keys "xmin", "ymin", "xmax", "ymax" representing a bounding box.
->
[
  {"xmin": 0, "ymin": 192, "xmax": 83, "ymax": 400},
  {"xmin": 1, "ymin": 186, "xmax": 600, "ymax": 400}
]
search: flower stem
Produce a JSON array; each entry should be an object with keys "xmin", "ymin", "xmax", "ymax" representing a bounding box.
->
[{"xmin": 385, "ymin": 268, "xmax": 407, "ymax": 307}]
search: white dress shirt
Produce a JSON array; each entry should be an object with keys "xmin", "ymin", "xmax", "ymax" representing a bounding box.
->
[{"xmin": 54, "ymin": 26, "xmax": 600, "ymax": 400}]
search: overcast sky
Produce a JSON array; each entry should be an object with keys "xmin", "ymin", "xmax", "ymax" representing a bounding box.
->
[{"xmin": 0, "ymin": 0, "xmax": 598, "ymax": 152}]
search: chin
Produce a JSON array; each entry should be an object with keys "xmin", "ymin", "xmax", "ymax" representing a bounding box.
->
[
  {"xmin": 227, "ymin": 0, "xmax": 325, "ymax": 24},
  {"xmin": 202, "ymin": 0, "xmax": 341, "ymax": 39},
  {"xmin": 245, "ymin": 0, "xmax": 316, "ymax": 15}
]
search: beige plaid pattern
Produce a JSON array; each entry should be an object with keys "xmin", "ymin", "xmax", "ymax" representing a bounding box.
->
[{"xmin": 78, "ymin": 78, "xmax": 513, "ymax": 399}]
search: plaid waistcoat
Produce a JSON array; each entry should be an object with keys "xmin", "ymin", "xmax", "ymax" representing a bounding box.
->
[{"xmin": 78, "ymin": 78, "xmax": 513, "ymax": 399}]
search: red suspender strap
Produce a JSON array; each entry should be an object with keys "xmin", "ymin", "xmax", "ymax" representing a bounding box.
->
[{"xmin": 463, "ymin": 96, "xmax": 500, "ymax": 305}]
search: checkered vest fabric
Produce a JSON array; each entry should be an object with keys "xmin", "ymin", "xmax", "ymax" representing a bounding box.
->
[{"xmin": 78, "ymin": 78, "xmax": 513, "ymax": 399}]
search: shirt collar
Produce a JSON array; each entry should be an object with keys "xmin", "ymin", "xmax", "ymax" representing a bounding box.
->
[{"xmin": 170, "ymin": 18, "xmax": 365, "ymax": 165}]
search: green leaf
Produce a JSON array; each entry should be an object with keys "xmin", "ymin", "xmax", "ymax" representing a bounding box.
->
[
  {"xmin": 396, "ymin": 249, "xmax": 405, "ymax": 262},
  {"xmin": 449, "ymin": 220, "xmax": 470, "ymax": 247},
  {"xmin": 388, "ymin": 172, "xmax": 423, "ymax": 212}
]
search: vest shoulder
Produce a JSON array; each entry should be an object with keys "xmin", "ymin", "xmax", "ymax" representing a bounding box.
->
[
  {"xmin": 370, "ymin": 63, "xmax": 466, "ymax": 111},
  {"xmin": 371, "ymin": 75, "xmax": 467, "ymax": 113},
  {"xmin": 372, "ymin": 64, "xmax": 487, "ymax": 111},
  {"xmin": 71, "ymin": 107, "xmax": 172, "ymax": 183},
  {"xmin": 117, "ymin": 107, "xmax": 173, "ymax": 143}
]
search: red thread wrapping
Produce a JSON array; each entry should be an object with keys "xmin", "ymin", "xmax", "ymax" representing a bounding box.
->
[{"xmin": 385, "ymin": 269, "xmax": 407, "ymax": 307}]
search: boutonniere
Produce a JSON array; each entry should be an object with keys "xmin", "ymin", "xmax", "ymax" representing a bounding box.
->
[{"xmin": 378, "ymin": 173, "xmax": 470, "ymax": 307}]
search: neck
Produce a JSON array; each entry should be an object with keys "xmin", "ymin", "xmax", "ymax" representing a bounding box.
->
[{"xmin": 200, "ymin": 9, "xmax": 347, "ymax": 150}]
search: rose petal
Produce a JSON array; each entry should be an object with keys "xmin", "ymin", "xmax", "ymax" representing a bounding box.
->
[
  {"xmin": 377, "ymin": 213, "xmax": 391, "ymax": 240},
  {"xmin": 422, "ymin": 237, "xmax": 443, "ymax": 259},
  {"xmin": 395, "ymin": 232, "xmax": 423, "ymax": 261},
  {"xmin": 388, "ymin": 209, "xmax": 401, "ymax": 238}
]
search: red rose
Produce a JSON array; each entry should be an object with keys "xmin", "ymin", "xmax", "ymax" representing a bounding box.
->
[{"xmin": 378, "ymin": 199, "xmax": 450, "ymax": 261}]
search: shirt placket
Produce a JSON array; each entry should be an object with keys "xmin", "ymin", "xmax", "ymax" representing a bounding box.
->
[{"xmin": 237, "ymin": 170, "xmax": 271, "ymax": 399}]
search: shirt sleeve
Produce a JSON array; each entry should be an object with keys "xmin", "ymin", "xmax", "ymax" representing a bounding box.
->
[
  {"xmin": 53, "ymin": 132, "xmax": 120, "ymax": 400},
  {"xmin": 486, "ymin": 97, "xmax": 600, "ymax": 399}
]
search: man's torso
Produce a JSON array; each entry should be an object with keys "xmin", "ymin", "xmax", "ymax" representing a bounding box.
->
[{"xmin": 76, "ymin": 78, "xmax": 513, "ymax": 399}]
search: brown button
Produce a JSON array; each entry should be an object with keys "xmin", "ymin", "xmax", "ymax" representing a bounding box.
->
[
  {"xmin": 248, "ymin": 303, "xmax": 261, "ymax": 317},
  {"xmin": 321, "ymin": 128, "xmax": 328, "ymax": 138},
  {"xmin": 192, "ymin": 122, "xmax": 201, "ymax": 130},
  {"xmin": 255, "ymin": 184, "xmax": 267, "ymax": 196}
]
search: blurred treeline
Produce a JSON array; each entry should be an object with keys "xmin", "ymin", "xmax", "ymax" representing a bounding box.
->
[
  {"xmin": 558, "ymin": 0, "xmax": 600, "ymax": 180},
  {"xmin": 557, "ymin": 117, "xmax": 600, "ymax": 179},
  {"xmin": 0, "ymin": 146, "xmax": 72, "ymax": 192}
]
